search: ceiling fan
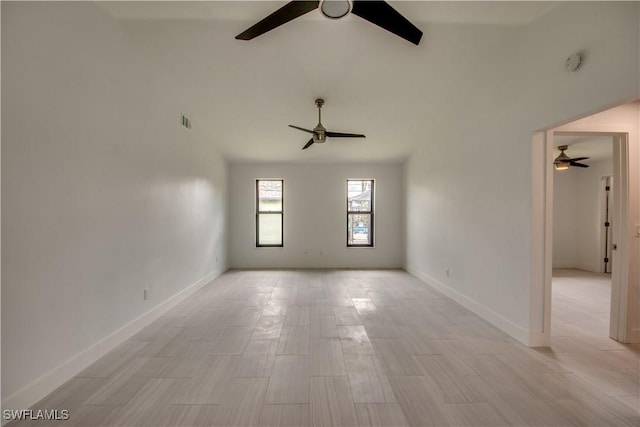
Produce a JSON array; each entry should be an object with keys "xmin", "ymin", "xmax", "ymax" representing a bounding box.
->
[
  {"xmin": 290, "ymin": 98, "xmax": 365, "ymax": 150},
  {"xmin": 554, "ymin": 145, "xmax": 590, "ymax": 170},
  {"xmin": 235, "ymin": 0, "xmax": 423, "ymax": 45}
]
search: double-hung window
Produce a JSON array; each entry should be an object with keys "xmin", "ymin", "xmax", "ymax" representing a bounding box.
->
[
  {"xmin": 347, "ymin": 179, "xmax": 374, "ymax": 247},
  {"xmin": 256, "ymin": 179, "xmax": 283, "ymax": 247}
]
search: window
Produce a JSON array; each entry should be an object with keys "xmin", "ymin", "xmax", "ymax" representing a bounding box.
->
[
  {"xmin": 347, "ymin": 179, "xmax": 374, "ymax": 247},
  {"xmin": 256, "ymin": 179, "xmax": 283, "ymax": 247}
]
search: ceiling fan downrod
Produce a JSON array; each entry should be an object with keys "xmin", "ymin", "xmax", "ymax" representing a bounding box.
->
[{"xmin": 313, "ymin": 98, "xmax": 326, "ymax": 143}]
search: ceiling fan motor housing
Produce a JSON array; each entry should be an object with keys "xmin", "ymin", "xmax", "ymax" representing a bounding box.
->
[
  {"xmin": 556, "ymin": 145, "xmax": 569, "ymax": 161},
  {"xmin": 319, "ymin": 0, "xmax": 352, "ymax": 19},
  {"xmin": 313, "ymin": 130, "xmax": 327, "ymax": 143}
]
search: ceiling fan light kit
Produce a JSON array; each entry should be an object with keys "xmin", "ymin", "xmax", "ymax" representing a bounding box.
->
[
  {"xmin": 564, "ymin": 53, "xmax": 583, "ymax": 72},
  {"xmin": 235, "ymin": 0, "xmax": 423, "ymax": 45},
  {"xmin": 320, "ymin": 0, "xmax": 352, "ymax": 19}
]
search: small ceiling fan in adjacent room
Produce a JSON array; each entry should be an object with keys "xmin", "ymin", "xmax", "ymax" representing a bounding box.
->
[
  {"xmin": 235, "ymin": 0, "xmax": 423, "ymax": 45},
  {"xmin": 290, "ymin": 98, "xmax": 365, "ymax": 150},
  {"xmin": 554, "ymin": 145, "xmax": 590, "ymax": 170}
]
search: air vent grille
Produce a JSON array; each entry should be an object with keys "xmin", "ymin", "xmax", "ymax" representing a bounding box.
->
[{"xmin": 181, "ymin": 114, "xmax": 192, "ymax": 129}]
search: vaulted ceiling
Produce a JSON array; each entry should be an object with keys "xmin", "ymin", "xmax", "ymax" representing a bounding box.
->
[{"xmin": 97, "ymin": 1, "xmax": 559, "ymax": 163}]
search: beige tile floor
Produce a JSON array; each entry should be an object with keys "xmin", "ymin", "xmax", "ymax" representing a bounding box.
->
[
  {"xmin": 8, "ymin": 269, "xmax": 639, "ymax": 426},
  {"xmin": 551, "ymin": 268, "xmax": 613, "ymax": 338}
]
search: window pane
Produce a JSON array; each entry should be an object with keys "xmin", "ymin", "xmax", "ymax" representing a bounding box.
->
[
  {"xmin": 258, "ymin": 180, "xmax": 282, "ymax": 212},
  {"xmin": 258, "ymin": 213, "xmax": 282, "ymax": 245},
  {"xmin": 348, "ymin": 213, "xmax": 371, "ymax": 245},
  {"xmin": 348, "ymin": 180, "xmax": 372, "ymax": 212}
]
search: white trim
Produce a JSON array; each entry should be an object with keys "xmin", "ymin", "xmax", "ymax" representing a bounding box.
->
[
  {"xmin": 532, "ymin": 125, "xmax": 634, "ymax": 347},
  {"xmin": 551, "ymin": 261, "xmax": 580, "ymax": 269},
  {"xmin": 528, "ymin": 332, "xmax": 550, "ymax": 347},
  {"xmin": 530, "ymin": 131, "xmax": 553, "ymax": 346},
  {"xmin": 552, "ymin": 263, "xmax": 603, "ymax": 272},
  {"xmin": 610, "ymin": 134, "xmax": 630, "ymax": 342},
  {"xmin": 406, "ymin": 264, "xmax": 531, "ymax": 346},
  {"xmin": 1, "ymin": 267, "xmax": 226, "ymax": 414},
  {"xmin": 575, "ymin": 262, "xmax": 601, "ymax": 273}
]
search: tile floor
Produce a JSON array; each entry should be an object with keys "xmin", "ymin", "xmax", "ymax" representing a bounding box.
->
[{"xmin": 7, "ymin": 269, "xmax": 639, "ymax": 426}]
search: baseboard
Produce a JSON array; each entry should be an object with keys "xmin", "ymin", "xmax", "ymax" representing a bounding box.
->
[
  {"xmin": 575, "ymin": 262, "xmax": 600, "ymax": 273},
  {"xmin": 552, "ymin": 262, "xmax": 602, "ymax": 273},
  {"xmin": 527, "ymin": 332, "xmax": 551, "ymax": 347},
  {"xmin": 552, "ymin": 261, "xmax": 579, "ymax": 269},
  {"xmin": 628, "ymin": 328, "xmax": 640, "ymax": 343},
  {"xmin": 1, "ymin": 266, "xmax": 227, "ymax": 416},
  {"xmin": 406, "ymin": 264, "xmax": 531, "ymax": 346}
]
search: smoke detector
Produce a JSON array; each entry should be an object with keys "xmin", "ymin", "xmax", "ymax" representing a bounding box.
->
[{"xmin": 564, "ymin": 53, "xmax": 583, "ymax": 72}]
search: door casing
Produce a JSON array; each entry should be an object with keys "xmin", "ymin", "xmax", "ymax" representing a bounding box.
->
[{"xmin": 530, "ymin": 130, "xmax": 630, "ymax": 345}]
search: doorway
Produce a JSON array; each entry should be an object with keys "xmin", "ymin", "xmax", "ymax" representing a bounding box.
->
[
  {"xmin": 550, "ymin": 135, "xmax": 614, "ymax": 341},
  {"xmin": 529, "ymin": 102, "xmax": 638, "ymax": 347}
]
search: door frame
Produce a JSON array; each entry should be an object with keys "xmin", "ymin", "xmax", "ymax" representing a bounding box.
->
[{"xmin": 530, "ymin": 130, "xmax": 630, "ymax": 346}]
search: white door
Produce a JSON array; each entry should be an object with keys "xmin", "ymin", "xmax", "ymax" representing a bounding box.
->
[{"xmin": 602, "ymin": 176, "xmax": 614, "ymax": 273}]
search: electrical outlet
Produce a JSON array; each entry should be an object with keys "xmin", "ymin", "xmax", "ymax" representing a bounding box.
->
[
  {"xmin": 446, "ymin": 269, "xmax": 450, "ymax": 278},
  {"xmin": 144, "ymin": 289, "xmax": 150, "ymax": 300}
]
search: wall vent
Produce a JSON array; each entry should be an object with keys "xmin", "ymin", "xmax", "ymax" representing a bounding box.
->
[{"xmin": 181, "ymin": 114, "xmax": 192, "ymax": 129}]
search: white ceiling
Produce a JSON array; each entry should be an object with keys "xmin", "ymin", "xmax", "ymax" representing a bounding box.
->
[
  {"xmin": 97, "ymin": 1, "xmax": 560, "ymax": 163},
  {"xmin": 554, "ymin": 135, "xmax": 613, "ymax": 163},
  {"xmin": 98, "ymin": 1, "xmax": 558, "ymax": 25}
]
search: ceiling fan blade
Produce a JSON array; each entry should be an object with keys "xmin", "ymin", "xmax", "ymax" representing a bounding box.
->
[
  {"xmin": 235, "ymin": 1, "xmax": 319, "ymax": 40},
  {"xmin": 351, "ymin": 0, "xmax": 423, "ymax": 45},
  {"xmin": 326, "ymin": 131, "xmax": 366, "ymax": 138},
  {"xmin": 570, "ymin": 161, "xmax": 589, "ymax": 168},
  {"xmin": 568, "ymin": 156, "xmax": 590, "ymax": 162},
  {"xmin": 289, "ymin": 125, "xmax": 315, "ymax": 134},
  {"xmin": 302, "ymin": 138, "xmax": 315, "ymax": 150}
]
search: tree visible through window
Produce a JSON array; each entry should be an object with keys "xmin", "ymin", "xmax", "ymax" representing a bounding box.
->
[
  {"xmin": 347, "ymin": 180, "xmax": 374, "ymax": 247},
  {"xmin": 256, "ymin": 179, "xmax": 283, "ymax": 247}
]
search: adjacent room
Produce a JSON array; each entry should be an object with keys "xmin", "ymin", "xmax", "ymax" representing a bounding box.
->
[
  {"xmin": 552, "ymin": 135, "xmax": 614, "ymax": 339},
  {"xmin": 2, "ymin": 1, "xmax": 639, "ymax": 426}
]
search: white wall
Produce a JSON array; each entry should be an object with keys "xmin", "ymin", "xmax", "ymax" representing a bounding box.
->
[
  {"xmin": 552, "ymin": 168, "xmax": 579, "ymax": 268},
  {"xmin": 406, "ymin": 2, "xmax": 639, "ymax": 345},
  {"xmin": 553, "ymin": 156, "xmax": 613, "ymax": 272},
  {"xmin": 1, "ymin": 2, "xmax": 228, "ymax": 410},
  {"xmin": 229, "ymin": 163, "xmax": 404, "ymax": 268},
  {"xmin": 576, "ymin": 158, "xmax": 613, "ymax": 272},
  {"xmin": 0, "ymin": 1, "xmax": 3, "ymax": 409}
]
